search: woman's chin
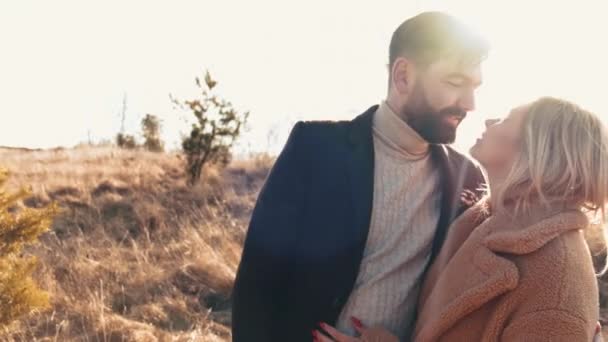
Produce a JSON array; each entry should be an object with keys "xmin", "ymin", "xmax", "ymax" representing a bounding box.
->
[
  {"xmin": 469, "ymin": 145, "xmax": 485, "ymax": 166},
  {"xmin": 469, "ymin": 144, "xmax": 479, "ymax": 159}
]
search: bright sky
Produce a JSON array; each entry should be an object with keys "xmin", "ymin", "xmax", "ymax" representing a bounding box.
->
[{"xmin": 1, "ymin": 1, "xmax": 607, "ymax": 155}]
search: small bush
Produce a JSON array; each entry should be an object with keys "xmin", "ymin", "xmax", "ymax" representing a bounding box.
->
[
  {"xmin": 116, "ymin": 133, "xmax": 138, "ymax": 149},
  {"xmin": 172, "ymin": 71, "xmax": 249, "ymax": 185},
  {"xmin": 0, "ymin": 168, "xmax": 60, "ymax": 328},
  {"xmin": 141, "ymin": 114, "xmax": 164, "ymax": 152}
]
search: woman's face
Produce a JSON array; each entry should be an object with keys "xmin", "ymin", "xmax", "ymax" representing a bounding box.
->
[{"xmin": 470, "ymin": 105, "xmax": 529, "ymax": 173}]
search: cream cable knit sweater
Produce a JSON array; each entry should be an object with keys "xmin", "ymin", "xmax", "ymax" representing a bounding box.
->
[{"xmin": 335, "ymin": 102, "xmax": 442, "ymax": 340}]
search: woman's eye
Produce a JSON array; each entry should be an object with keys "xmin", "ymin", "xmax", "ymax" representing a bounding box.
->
[{"xmin": 447, "ymin": 81, "xmax": 462, "ymax": 87}]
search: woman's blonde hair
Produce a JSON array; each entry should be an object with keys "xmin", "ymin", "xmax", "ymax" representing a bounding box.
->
[{"xmin": 493, "ymin": 97, "xmax": 608, "ymax": 222}]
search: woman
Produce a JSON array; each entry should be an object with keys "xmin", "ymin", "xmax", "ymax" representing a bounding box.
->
[{"xmin": 314, "ymin": 97, "xmax": 608, "ymax": 341}]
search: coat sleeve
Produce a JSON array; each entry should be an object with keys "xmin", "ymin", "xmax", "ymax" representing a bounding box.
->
[
  {"xmin": 232, "ymin": 121, "xmax": 308, "ymax": 342},
  {"xmin": 501, "ymin": 309, "xmax": 594, "ymax": 341}
]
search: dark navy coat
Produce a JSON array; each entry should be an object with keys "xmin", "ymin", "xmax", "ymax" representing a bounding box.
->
[{"xmin": 232, "ymin": 105, "xmax": 485, "ymax": 341}]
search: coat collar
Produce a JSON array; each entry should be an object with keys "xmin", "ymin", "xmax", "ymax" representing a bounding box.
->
[
  {"xmin": 348, "ymin": 105, "xmax": 377, "ymax": 146},
  {"xmin": 483, "ymin": 205, "xmax": 588, "ymax": 254},
  {"xmin": 415, "ymin": 201, "xmax": 589, "ymax": 341}
]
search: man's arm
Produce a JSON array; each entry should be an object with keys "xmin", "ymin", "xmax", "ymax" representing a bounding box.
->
[{"xmin": 232, "ymin": 122, "xmax": 308, "ymax": 341}]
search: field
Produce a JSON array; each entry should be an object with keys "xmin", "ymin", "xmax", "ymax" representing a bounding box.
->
[
  {"xmin": 0, "ymin": 146, "xmax": 273, "ymax": 341},
  {"xmin": 1, "ymin": 145, "xmax": 607, "ymax": 341}
]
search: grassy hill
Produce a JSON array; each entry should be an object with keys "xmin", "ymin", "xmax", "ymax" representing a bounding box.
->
[
  {"xmin": 1, "ymin": 145, "xmax": 607, "ymax": 340},
  {"xmin": 0, "ymin": 146, "xmax": 273, "ymax": 341}
]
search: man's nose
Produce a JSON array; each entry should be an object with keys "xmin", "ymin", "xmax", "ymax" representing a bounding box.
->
[
  {"xmin": 459, "ymin": 90, "xmax": 476, "ymax": 112},
  {"xmin": 485, "ymin": 119, "xmax": 500, "ymax": 128}
]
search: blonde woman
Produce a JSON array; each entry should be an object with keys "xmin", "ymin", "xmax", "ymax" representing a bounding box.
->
[{"xmin": 314, "ymin": 97, "xmax": 607, "ymax": 341}]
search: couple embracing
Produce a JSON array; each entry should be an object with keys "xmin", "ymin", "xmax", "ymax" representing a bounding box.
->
[{"xmin": 233, "ymin": 11, "xmax": 608, "ymax": 342}]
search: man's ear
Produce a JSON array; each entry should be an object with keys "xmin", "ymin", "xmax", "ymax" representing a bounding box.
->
[{"xmin": 390, "ymin": 57, "xmax": 414, "ymax": 95}]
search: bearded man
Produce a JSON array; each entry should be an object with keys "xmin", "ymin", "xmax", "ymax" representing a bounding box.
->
[{"xmin": 232, "ymin": 11, "xmax": 488, "ymax": 342}]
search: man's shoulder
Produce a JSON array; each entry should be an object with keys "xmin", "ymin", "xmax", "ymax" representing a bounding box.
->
[
  {"xmin": 297, "ymin": 118, "xmax": 352, "ymax": 132},
  {"xmin": 290, "ymin": 105, "xmax": 377, "ymax": 146},
  {"xmin": 291, "ymin": 118, "xmax": 353, "ymax": 145}
]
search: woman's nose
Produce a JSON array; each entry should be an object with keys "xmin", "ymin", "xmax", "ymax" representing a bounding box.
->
[{"xmin": 485, "ymin": 119, "xmax": 500, "ymax": 128}]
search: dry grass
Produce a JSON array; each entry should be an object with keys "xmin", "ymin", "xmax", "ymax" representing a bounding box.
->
[
  {"xmin": 0, "ymin": 146, "xmax": 273, "ymax": 341},
  {"xmin": 2, "ymin": 145, "xmax": 607, "ymax": 340}
]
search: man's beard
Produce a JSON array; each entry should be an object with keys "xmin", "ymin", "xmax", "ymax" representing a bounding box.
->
[{"xmin": 401, "ymin": 88, "xmax": 467, "ymax": 144}]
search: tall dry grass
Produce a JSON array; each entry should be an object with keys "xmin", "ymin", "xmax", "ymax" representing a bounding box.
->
[
  {"xmin": 1, "ymin": 145, "xmax": 607, "ymax": 340},
  {"xmin": 0, "ymin": 146, "xmax": 273, "ymax": 341}
]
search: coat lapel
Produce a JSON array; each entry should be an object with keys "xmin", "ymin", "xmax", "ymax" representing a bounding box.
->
[
  {"xmin": 415, "ymin": 213, "xmax": 520, "ymax": 341},
  {"xmin": 428, "ymin": 144, "xmax": 477, "ymax": 260},
  {"xmin": 428, "ymin": 145, "xmax": 456, "ymax": 261},
  {"xmin": 327, "ymin": 105, "xmax": 376, "ymax": 319},
  {"xmin": 346, "ymin": 105, "xmax": 376, "ymax": 254}
]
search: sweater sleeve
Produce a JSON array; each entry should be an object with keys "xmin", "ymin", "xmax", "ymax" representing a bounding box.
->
[{"xmin": 501, "ymin": 309, "xmax": 594, "ymax": 341}]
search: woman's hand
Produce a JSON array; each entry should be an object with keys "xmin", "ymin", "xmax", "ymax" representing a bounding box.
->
[
  {"xmin": 312, "ymin": 317, "xmax": 399, "ymax": 342},
  {"xmin": 593, "ymin": 321, "xmax": 603, "ymax": 342}
]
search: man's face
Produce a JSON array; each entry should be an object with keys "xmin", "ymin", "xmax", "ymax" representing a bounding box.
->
[{"xmin": 401, "ymin": 57, "xmax": 482, "ymax": 144}]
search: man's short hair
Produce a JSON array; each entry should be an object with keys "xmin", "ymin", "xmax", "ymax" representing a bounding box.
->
[{"xmin": 389, "ymin": 11, "xmax": 489, "ymax": 69}]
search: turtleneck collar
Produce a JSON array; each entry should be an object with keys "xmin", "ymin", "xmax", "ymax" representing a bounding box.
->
[{"xmin": 372, "ymin": 101, "xmax": 430, "ymax": 159}]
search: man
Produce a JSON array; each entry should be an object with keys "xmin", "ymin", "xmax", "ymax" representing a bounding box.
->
[{"xmin": 232, "ymin": 12, "xmax": 488, "ymax": 342}]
